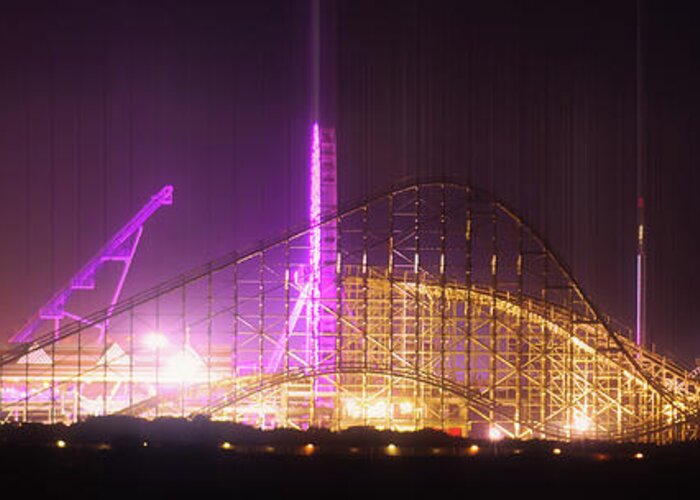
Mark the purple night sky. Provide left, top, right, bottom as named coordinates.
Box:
left=1, top=0, right=700, bottom=363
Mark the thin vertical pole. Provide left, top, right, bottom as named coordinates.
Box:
left=635, top=0, right=647, bottom=349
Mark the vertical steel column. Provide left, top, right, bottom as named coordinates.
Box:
left=541, top=252, right=550, bottom=438
left=283, top=239, right=291, bottom=427
left=102, top=316, right=108, bottom=416
left=207, top=268, right=213, bottom=409
left=488, top=201, right=498, bottom=433
left=51, top=320, right=57, bottom=423
left=180, top=284, right=187, bottom=417
left=413, top=187, right=421, bottom=429
left=128, top=306, right=134, bottom=415
left=388, top=194, right=395, bottom=430
left=515, top=223, right=524, bottom=438
left=361, top=204, right=369, bottom=427
left=334, top=214, right=343, bottom=430
left=77, top=324, right=83, bottom=422
left=258, top=253, right=265, bottom=427
left=24, top=343, right=29, bottom=421
left=565, top=285, right=574, bottom=436
left=464, top=189, right=473, bottom=435
left=154, top=296, right=161, bottom=418
left=232, top=264, right=239, bottom=422
left=439, top=185, right=447, bottom=430
left=0, top=351, right=3, bottom=420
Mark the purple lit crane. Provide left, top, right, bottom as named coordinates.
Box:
left=10, top=185, right=174, bottom=343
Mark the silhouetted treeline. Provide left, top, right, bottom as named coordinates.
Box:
left=1, top=415, right=700, bottom=460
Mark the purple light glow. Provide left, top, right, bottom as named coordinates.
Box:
left=308, top=123, right=322, bottom=365
left=11, top=185, right=174, bottom=343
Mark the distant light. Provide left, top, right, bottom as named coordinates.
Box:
left=552, top=448, right=562, bottom=456
left=142, top=441, right=149, bottom=448
left=349, top=447, right=360, bottom=454
left=97, top=443, right=111, bottom=451
left=431, top=447, right=442, bottom=455
left=144, top=332, right=168, bottom=350
left=488, top=427, right=504, bottom=441
left=594, top=453, right=609, bottom=462
left=265, top=446, right=275, bottom=453
left=634, top=452, right=644, bottom=460
left=303, top=443, right=315, bottom=455
left=467, top=444, right=480, bottom=456
left=56, top=440, right=66, bottom=448
left=386, top=443, right=399, bottom=456
left=220, top=442, right=233, bottom=450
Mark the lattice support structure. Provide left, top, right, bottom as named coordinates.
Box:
left=0, top=183, right=698, bottom=443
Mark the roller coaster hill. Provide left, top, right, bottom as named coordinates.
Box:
left=1, top=180, right=699, bottom=444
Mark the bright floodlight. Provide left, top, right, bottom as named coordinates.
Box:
left=163, top=347, right=206, bottom=383
left=572, top=414, right=592, bottom=433
left=488, top=427, right=504, bottom=441
left=56, top=439, right=66, bottom=448
left=144, top=332, right=168, bottom=350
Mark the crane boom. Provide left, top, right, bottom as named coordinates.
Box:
left=10, top=185, right=173, bottom=343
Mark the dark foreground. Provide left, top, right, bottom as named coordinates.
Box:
left=1, top=418, right=697, bottom=499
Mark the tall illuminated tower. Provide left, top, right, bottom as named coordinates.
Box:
left=308, top=0, right=339, bottom=425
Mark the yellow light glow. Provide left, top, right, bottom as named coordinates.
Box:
left=56, top=440, right=66, bottom=448
left=220, top=442, right=233, bottom=450
left=367, top=401, right=387, bottom=419
left=468, top=444, right=479, bottom=456
left=303, top=443, right=315, bottom=455
left=349, top=447, right=360, bottom=454
left=634, top=452, right=644, bottom=460
left=386, top=443, right=399, bottom=456
left=142, top=441, right=149, bottom=448
left=552, top=448, right=562, bottom=455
